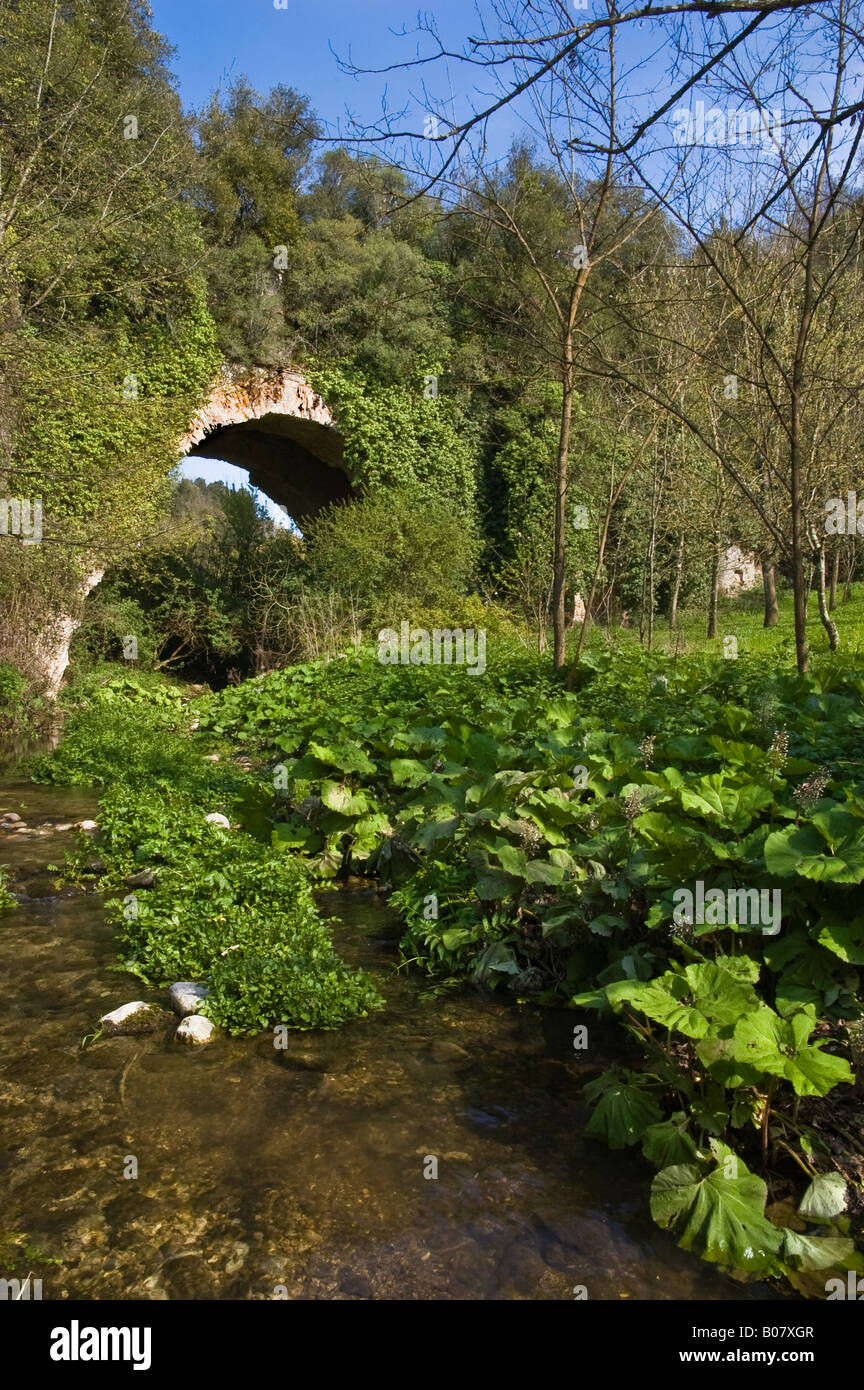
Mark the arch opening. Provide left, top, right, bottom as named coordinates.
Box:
left=179, top=368, right=356, bottom=525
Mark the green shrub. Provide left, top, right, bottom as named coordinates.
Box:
left=304, top=483, right=480, bottom=620
left=37, top=701, right=381, bottom=1033
left=0, top=663, right=26, bottom=709
left=204, top=950, right=382, bottom=1034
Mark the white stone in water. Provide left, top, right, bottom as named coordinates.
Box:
left=205, top=812, right=230, bottom=827
left=76, top=819, right=99, bottom=831
left=169, top=982, right=209, bottom=1016
left=176, top=1015, right=217, bottom=1046
left=100, top=1001, right=162, bottom=1036
left=0, top=812, right=23, bottom=824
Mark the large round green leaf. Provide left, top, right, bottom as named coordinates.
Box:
left=650, top=1157, right=782, bottom=1273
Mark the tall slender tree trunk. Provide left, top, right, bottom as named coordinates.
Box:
left=645, top=529, right=656, bottom=650
left=707, top=543, right=721, bottom=638
left=669, top=532, right=684, bottom=629
left=789, top=290, right=810, bottom=673
left=843, top=536, right=855, bottom=602
left=552, top=334, right=575, bottom=671
left=829, top=544, right=840, bottom=611
left=790, top=513, right=809, bottom=672
left=603, top=567, right=619, bottom=624
left=641, top=445, right=666, bottom=650
left=572, top=498, right=613, bottom=670
left=811, top=537, right=839, bottom=651
left=761, top=551, right=779, bottom=627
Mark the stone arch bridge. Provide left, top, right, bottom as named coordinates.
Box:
left=41, top=369, right=351, bottom=696
left=179, top=367, right=354, bottom=522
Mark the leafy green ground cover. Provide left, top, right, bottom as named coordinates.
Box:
left=32, top=676, right=381, bottom=1032
left=32, top=636, right=864, bottom=1291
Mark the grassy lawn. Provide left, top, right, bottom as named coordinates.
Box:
left=580, top=585, right=864, bottom=663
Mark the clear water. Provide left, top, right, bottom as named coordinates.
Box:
left=0, top=779, right=781, bottom=1300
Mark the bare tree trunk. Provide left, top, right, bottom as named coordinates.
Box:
left=790, top=519, right=810, bottom=674
left=537, top=577, right=552, bottom=655
left=811, top=537, right=839, bottom=651
left=707, top=544, right=721, bottom=638
left=644, top=504, right=658, bottom=652
left=572, top=497, right=613, bottom=668
left=789, top=294, right=810, bottom=673
left=646, top=539, right=656, bottom=649
left=829, top=543, right=840, bottom=611
left=642, top=441, right=668, bottom=650
left=843, top=535, right=855, bottom=603
left=552, top=335, right=575, bottom=671
left=669, top=532, right=684, bottom=629
left=761, top=551, right=779, bottom=627
left=602, top=566, right=619, bottom=624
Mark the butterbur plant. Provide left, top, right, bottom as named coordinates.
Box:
left=793, top=766, right=831, bottom=821
left=640, top=734, right=656, bottom=769
left=579, top=954, right=859, bottom=1286
left=52, top=644, right=864, bottom=1293
left=768, top=727, right=789, bottom=772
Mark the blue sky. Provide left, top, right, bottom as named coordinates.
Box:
left=150, top=0, right=476, bottom=128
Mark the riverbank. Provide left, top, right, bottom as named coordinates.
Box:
left=4, top=642, right=864, bottom=1297
left=0, top=781, right=777, bottom=1300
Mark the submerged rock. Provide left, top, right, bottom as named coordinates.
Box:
left=15, top=872, right=59, bottom=900
left=169, top=982, right=209, bottom=1016
left=176, top=1015, right=217, bottom=1046
left=427, top=1040, right=471, bottom=1066
left=276, top=1050, right=329, bottom=1073
left=100, top=1002, right=167, bottom=1036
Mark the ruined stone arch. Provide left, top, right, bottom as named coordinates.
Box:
left=179, top=365, right=355, bottom=522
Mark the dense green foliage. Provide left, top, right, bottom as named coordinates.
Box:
left=0, top=0, right=221, bottom=688
left=76, top=476, right=489, bottom=680
left=7, top=0, right=864, bottom=1306
left=33, top=678, right=381, bottom=1033
left=190, top=641, right=864, bottom=1290
left=310, top=366, right=479, bottom=514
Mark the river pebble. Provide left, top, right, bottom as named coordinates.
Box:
left=169, top=982, right=209, bottom=1016
left=176, top=1015, right=218, bottom=1045
left=100, top=1002, right=168, bottom=1036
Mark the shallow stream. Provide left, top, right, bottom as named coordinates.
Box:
left=0, top=778, right=780, bottom=1300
